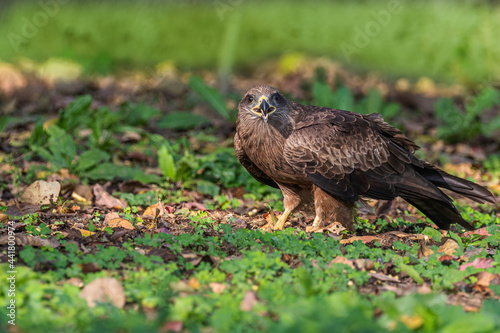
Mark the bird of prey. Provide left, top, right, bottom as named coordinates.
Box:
left=235, top=85, right=495, bottom=232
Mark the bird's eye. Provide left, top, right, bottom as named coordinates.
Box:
left=246, top=95, right=254, bottom=104
left=273, top=94, right=280, bottom=103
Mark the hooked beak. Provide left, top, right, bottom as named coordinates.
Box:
left=251, top=97, right=276, bottom=122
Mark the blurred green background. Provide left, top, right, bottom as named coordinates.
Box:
left=0, top=0, right=499, bottom=86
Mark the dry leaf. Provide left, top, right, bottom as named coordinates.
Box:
left=386, top=231, right=420, bottom=241
left=437, top=239, right=460, bottom=256
left=0, top=234, right=60, bottom=248
left=181, top=253, right=203, bottom=266
left=71, top=192, right=91, bottom=205
left=107, top=218, right=135, bottom=230
left=73, top=185, right=93, bottom=202
left=103, top=212, right=121, bottom=223
left=19, top=180, right=60, bottom=205
left=459, top=258, right=494, bottom=271
left=169, top=281, right=194, bottom=293
left=0, top=62, right=26, bottom=95
left=187, top=277, right=199, bottom=290
left=418, top=243, right=434, bottom=259
left=79, top=263, right=101, bottom=273
left=438, top=255, right=454, bottom=262
left=80, top=277, right=125, bottom=308
left=461, top=227, right=491, bottom=238
left=63, top=277, right=84, bottom=288
left=463, top=305, right=480, bottom=312
left=314, top=222, right=345, bottom=235
left=329, top=256, right=355, bottom=269
left=209, top=282, right=226, bottom=294
left=417, top=284, right=432, bottom=294
left=240, top=291, right=258, bottom=311
left=143, top=200, right=167, bottom=220
left=160, top=321, right=183, bottom=333
left=400, top=314, right=423, bottom=329
left=79, top=229, right=96, bottom=237
left=340, top=235, right=381, bottom=245
left=475, top=272, right=497, bottom=290
left=93, top=184, right=126, bottom=209
left=183, top=202, right=207, bottom=211
left=368, top=272, right=400, bottom=283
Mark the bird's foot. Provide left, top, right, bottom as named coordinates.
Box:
left=259, top=223, right=274, bottom=232
left=272, top=218, right=287, bottom=230
left=272, top=210, right=292, bottom=230
left=305, top=226, right=322, bottom=233
left=305, top=216, right=325, bottom=233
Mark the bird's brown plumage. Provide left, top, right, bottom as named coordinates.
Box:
left=235, top=85, right=496, bottom=231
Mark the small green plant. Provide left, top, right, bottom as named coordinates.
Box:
left=312, top=77, right=400, bottom=122
left=435, top=87, right=500, bottom=143
left=189, top=76, right=232, bottom=120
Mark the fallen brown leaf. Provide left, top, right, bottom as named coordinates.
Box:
left=73, top=184, right=94, bottom=201
left=461, top=227, right=491, bottom=238
left=437, top=239, right=460, bottom=256
left=80, top=277, right=125, bottom=308
left=78, top=262, right=101, bottom=273
left=0, top=234, right=60, bottom=248
left=187, top=277, right=200, bottom=290
left=71, top=192, right=91, bottom=205
left=183, top=202, right=207, bottom=211
left=143, top=200, right=167, bottom=220
left=160, top=321, right=183, bottom=333
left=418, top=242, right=434, bottom=259
left=474, top=272, right=497, bottom=290
left=240, top=291, right=258, bottom=311
left=19, top=180, right=60, bottom=205
left=169, top=281, right=195, bottom=293
left=107, top=218, right=135, bottom=230
left=438, top=255, right=454, bottom=262
left=78, top=229, right=96, bottom=237
left=93, top=184, right=126, bottom=210
left=209, top=282, right=226, bottom=294
left=329, top=256, right=355, bottom=269
left=462, top=305, right=480, bottom=312
left=459, top=258, right=494, bottom=271
left=340, top=235, right=381, bottom=245
left=369, top=272, right=400, bottom=283
left=400, top=314, right=423, bottom=330
left=0, top=62, right=27, bottom=95
left=103, top=212, right=120, bottom=223
left=61, top=277, right=84, bottom=288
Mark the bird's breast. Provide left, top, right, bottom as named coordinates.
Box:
left=237, top=121, right=302, bottom=184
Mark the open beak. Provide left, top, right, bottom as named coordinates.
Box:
left=252, top=97, right=276, bottom=122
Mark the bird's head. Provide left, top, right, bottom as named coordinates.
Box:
left=238, top=85, right=289, bottom=123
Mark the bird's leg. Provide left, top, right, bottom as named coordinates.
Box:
left=311, top=215, right=322, bottom=228
left=309, top=186, right=356, bottom=232
left=271, top=185, right=302, bottom=230
left=273, top=207, right=293, bottom=230
left=305, top=215, right=323, bottom=233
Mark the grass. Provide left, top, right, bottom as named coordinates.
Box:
left=2, top=220, right=500, bottom=332
left=1, top=75, right=499, bottom=331
left=1, top=1, right=500, bottom=85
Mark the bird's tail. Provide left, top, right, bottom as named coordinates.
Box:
left=399, top=164, right=496, bottom=231
left=418, top=164, right=496, bottom=204
left=404, top=197, right=475, bottom=231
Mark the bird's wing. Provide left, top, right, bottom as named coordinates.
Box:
left=284, top=110, right=432, bottom=202
left=234, top=133, right=279, bottom=188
